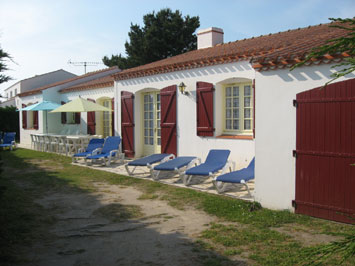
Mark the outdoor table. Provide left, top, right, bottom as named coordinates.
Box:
left=32, top=134, right=98, bottom=156
left=65, top=135, right=92, bottom=156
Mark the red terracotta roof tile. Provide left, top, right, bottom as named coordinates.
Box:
left=113, top=22, right=349, bottom=80
left=59, top=75, right=114, bottom=93
left=18, top=66, right=118, bottom=97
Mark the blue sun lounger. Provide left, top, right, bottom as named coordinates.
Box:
left=125, top=153, right=175, bottom=176
left=182, top=149, right=234, bottom=186
left=85, top=136, right=124, bottom=166
left=72, top=138, right=105, bottom=163
left=213, top=158, right=255, bottom=195
left=0, top=132, right=16, bottom=151
left=151, top=156, right=200, bottom=180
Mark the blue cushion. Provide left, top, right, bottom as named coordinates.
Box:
left=73, top=151, right=92, bottom=157
left=86, top=138, right=105, bottom=152
left=102, top=136, right=120, bottom=154
left=185, top=149, right=231, bottom=176
left=3, top=132, right=16, bottom=145
left=87, top=152, right=115, bottom=160
left=185, top=162, right=226, bottom=175
left=216, top=168, right=254, bottom=183
left=216, top=158, right=255, bottom=183
left=73, top=138, right=104, bottom=157
left=154, top=156, right=196, bottom=171
left=0, top=144, right=12, bottom=148
left=128, top=154, right=171, bottom=166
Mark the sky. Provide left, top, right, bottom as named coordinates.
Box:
left=0, top=0, right=354, bottom=95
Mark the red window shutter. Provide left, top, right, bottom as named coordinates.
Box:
left=75, top=112, right=80, bottom=124
left=22, top=104, right=27, bottom=129
left=121, top=91, right=135, bottom=157
left=87, top=98, right=96, bottom=135
left=161, top=85, right=177, bottom=156
left=253, top=79, right=255, bottom=139
left=61, top=101, right=66, bottom=124
left=33, top=111, right=39, bottom=130
left=111, top=98, right=115, bottom=136
left=196, top=82, right=215, bottom=136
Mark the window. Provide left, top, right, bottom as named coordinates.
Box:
left=10, top=91, right=12, bottom=98
left=66, top=112, right=76, bottom=124
left=224, top=82, right=253, bottom=134
left=14, top=89, right=17, bottom=96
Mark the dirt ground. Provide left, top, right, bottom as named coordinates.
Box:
left=23, top=182, right=246, bottom=266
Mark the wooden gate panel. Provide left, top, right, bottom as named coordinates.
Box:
left=196, top=82, right=214, bottom=136
left=160, top=85, right=177, bottom=156
left=121, top=91, right=135, bottom=158
left=295, top=78, right=355, bottom=224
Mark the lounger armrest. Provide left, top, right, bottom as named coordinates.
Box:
left=91, top=148, right=102, bottom=156
left=109, top=149, right=118, bottom=157
left=161, top=154, right=175, bottom=163
left=78, top=147, right=85, bottom=153
left=11, top=141, right=16, bottom=149
left=186, top=157, right=201, bottom=171
left=221, top=160, right=235, bottom=174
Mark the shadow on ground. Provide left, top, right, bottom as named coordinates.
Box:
left=0, top=149, right=246, bottom=266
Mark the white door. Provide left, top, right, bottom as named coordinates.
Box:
left=142, top=92, right=161, bottom=155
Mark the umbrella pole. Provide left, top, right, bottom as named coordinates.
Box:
left=46, top=111, right=48, bottom=134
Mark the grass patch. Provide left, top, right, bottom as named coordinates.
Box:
left=1, top=149, right=354, bottom=265
left=138, top=193, right=159, bottom=200
left=201, top=223, right=355, bottom=265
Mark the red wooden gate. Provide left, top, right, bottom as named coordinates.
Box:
left=121, top=91, right=135, bottom=157
left=160, top=85, right=177, bottom=156
left=294, top=78, right=355, bottom=223
left=87, top=98, right=96, bottom=135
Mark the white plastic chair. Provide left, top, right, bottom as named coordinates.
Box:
left=50, top=136, right=59, bottom=153
left=36, top=135, right=45, bottom=152
left=43, top=135, right=51, bottom=152
left=57, top=136, right=67, bottom=154
left=30, top=134, right=38, bottom=150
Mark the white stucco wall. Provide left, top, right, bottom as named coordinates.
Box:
left=254, top=63, right=355, bottom=210
left=115, top=61, right=256, bottom=167
left=4, top=82, right=21, bottom=100
left=19, top=94, right=44, bottom=145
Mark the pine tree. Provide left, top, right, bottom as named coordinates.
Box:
left=103, top=8, right=200, bottom=69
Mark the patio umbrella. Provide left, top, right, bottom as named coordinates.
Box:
left=50, top=97, right=111, bottom=113
left=19, top=101, right=61, bottom=133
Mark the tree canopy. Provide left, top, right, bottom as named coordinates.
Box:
left=103, top=8, right=200, bottom=69
left=291, top=17, right=355, bottom=85
left=0, top=45, right=12, bottom=84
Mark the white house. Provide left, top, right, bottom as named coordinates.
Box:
left=18, top=67, right=119, bottom=145
left=112, top=22, right=354, bottom=218
left=0, top=69, right=76, bottom=107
